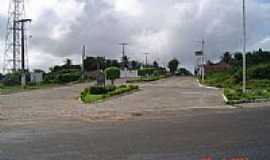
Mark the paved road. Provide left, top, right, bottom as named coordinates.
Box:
left=1, top=77, right=270, bottom=159
left=0, top=77, right=227, bottom=124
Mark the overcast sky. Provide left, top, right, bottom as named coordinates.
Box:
left=0, top=0, right=270, bottom=72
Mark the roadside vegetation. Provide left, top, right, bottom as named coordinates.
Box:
left=81, top=67, right=139, bottom=103
left=127, top=67, right=169, bottom=83
left=202, top=49, right=270, bottom=103
left=80, top=84, right=139, bottom=103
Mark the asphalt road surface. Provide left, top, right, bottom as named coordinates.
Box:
left=1, top=77, right=270, bottom=160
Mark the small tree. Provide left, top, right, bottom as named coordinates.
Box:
left=0, top=73, right=3, bottom=81
left=168, top=58, right=179, bottom=74
left=105, top=67, right=120, bottom=85
left=153, top=61, right=159, bottom=68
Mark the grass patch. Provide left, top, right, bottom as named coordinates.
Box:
left=202, top=71, right=270, bottom=104
left=81, top=85, right=139, bottom=103
left=0, top=82, right=68, bottom=94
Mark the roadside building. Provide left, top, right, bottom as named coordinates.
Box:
left=204, top=62, right=232, bottom=74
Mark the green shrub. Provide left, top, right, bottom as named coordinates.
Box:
left=2, top=72, right=21, bottom=86
left=44, top=69, right=81, bottom=84
left=89, top=86, right=108, bottom=95
left=89, top=85, right=117, bottom=95
left=138, top=68, right=156, bottom=77
left=81, top=85, right=139, bottom=103
left=248, top=64, right=270, bottom=80
left=105, top=67, right=120, bottom=85
left=176, top=68, right=193, bottom=76
left=56, top=72, right=80, bottom=83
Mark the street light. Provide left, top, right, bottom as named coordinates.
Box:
left=242, top=0, right=247, bottom=93
left=144, top=52, right=150, bottom=66
left=194, top=39, right=205, bottom=81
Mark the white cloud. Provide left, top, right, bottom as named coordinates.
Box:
left=1, top=0, right=270, bottom=72
left=108, top=0, right=144, bottom=17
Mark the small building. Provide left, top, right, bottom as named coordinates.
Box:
left=204, top=62, right=232, bottom=74
left=30, top=72, right=44, bottom=84
left=120, top=69, right=139, bottom=78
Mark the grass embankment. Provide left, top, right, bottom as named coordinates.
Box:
left=0, top=79, right=93, bottom=94
left=0, top=83, right=61, bottom=94
left=203, top=70, right=270, bottom=104
left=80, top=85, right=139, bottom=103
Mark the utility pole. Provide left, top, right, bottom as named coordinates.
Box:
left=242, top=0, right=247, bottom=93
left=119, top=43, right=128, bottom=69
left=81, top=45, right=86, bottom=80
left=119, top=43, right=128, bottom=58
left=144, top=52, right=150, bottom=66
left=16, top=18, right=31, bottom=87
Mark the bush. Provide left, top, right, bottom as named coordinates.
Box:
left=2, top=72, right=21, bottom=86
left=56, top=72, right=80, bottom=84
left=89, top=85, right=117, bottom=95
left=81, top=85, right=139, bottom=103
left=89, top=86, right=108, bottom=95
left=138, top=68, right=156, bottom=77
left=105, top=67, right=120, bottom=85
left=176, top=68, right=193, bottom=76
left=248, top=64, right=270, bottom=80
left=44, top=69, right=81, bottom=84
left=0, top=73, right=4, bottom=81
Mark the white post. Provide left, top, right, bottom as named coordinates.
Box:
left=81, top=45, right=86, bottom=79
left=201, top=40, right=205, bottom=82
left=242, top=0, right=247, bottom=93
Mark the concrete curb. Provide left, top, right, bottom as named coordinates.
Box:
left=223, top=94, right=229, bottom=103
left=196, top=79, right=220, bottom=90
left=226, top=98, right=270, bottom=105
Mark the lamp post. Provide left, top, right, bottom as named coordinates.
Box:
left=144, top=52, right=150, bottom=66
left=242, top=0, right=247, bottom=93
left=16, top=18, right=32, bottom=87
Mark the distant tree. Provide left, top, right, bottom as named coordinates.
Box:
left=105, top=67, right=120, bottom=85
left=2, top=72, right=21, bottom=86
left=122, top=56, right=129, bottom=69
left=34, top=69, right=45, bottom=73
left=130, top=60, right=141, bottom=70
left=168, top=58, right=179, bottom=74
left=207, top=60, right=214, bottom=65
left=0, top=73, right=3, bottom=81
left=84, top=56, right=106, bottom=71
left=153, top=61, right=159, bottom=68
left=221, top=52, right=233, bottom=64
left=65, top=58, right=72, bottom=66
left=176, top=68, right=193, bottom=76
left=258, top=48, right=263, bottom=54
left=111, top=60, right=121, bottom=68
left=233, top=52, right=243, bottom=67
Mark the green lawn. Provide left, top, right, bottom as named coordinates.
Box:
left=0, top=83, right=65, bottom=94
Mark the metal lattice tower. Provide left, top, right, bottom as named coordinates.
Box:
left=3, top=0, right=27, bottom=73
